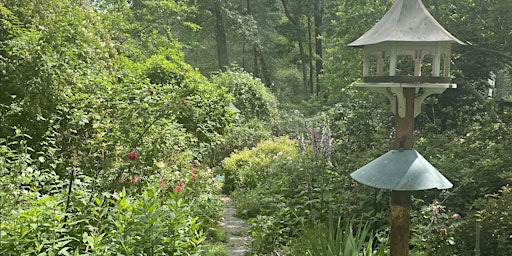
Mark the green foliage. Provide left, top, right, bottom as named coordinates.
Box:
left=0, top=2, right=229, bottom=255
left=415, top=116, right=512, bottom=212
left=220, top=137, right=297, bottom=194
left=201, top=243, right=229, bottom=256
left=223, top=133, right=387, bottom=254
left=1, top=195, right=78, bottom=255
left=211, top=67, right=278, bottom=122
left=0, top=0, right=113, bottom=154
left=92, top=187, right=204, bottom=255
left=92, top=0, right=195, bottom=60
left=206, top=227, right=228, bottom=243
left=410, top=200, right=465, bottom=255
left=455, top=186, right=512, bottom=256
left=2, top=1, right=512, bottom=256
left=326, top=88, right=393, bottom=154
left=0, top=137, right=223, bottom=255
left=210, top=118, right=272, bottom=167
left=291, top=219, right=386, bottom=256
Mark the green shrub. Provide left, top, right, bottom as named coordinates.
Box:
left=223, top=126, right=392, bottom=254
left=97, top=186, right=205, bottom=255
left=289, top=219, right=387, bottom=256
left=207, top=227, right=228, bottom=243
left=0, top=134, right=223, bottom=255
left=410, top=200, right=465, bottom=255
left=220, top=137, right=298, bottom=194
left=209, top=118, right=272, bottom=166
left=211, top=67, right=278, bottom=122
left=454, top=185, right=512, bottom=256
left=201, top=243, right=229, bottom=256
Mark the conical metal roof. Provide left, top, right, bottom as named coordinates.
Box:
left=348, top=0, right=464, bottom=46
left=350, top=150, right=453, bottom=191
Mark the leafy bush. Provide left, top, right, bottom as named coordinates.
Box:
left=451, top=185, right=512, bottom=256
left=290, top=219, right=387, bottom=256
left=211, top=67, right=278, bottom=122
left=209, top=119, right=272, bottom=166
left=220, top=137, right=298, bottom=194
left=90, top=186, right=204, bottom=255
left=0, top=146, right=223, bottom=255
left=410, top=200, right=465, bottom=255
left=223, top=125, right=391, bottom=254
left=201, top=243, right=229, bottom=256
left=415, top=117, right=512, bottom=213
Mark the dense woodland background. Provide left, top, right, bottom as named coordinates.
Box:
left=1, top=0, right=511, bottom=255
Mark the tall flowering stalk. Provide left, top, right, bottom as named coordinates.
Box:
left=308, top=128, right=319, bottom=154
left=320, top=123, right=332, bottom=166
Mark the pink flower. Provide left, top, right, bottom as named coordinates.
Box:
left=190, top=165, right=197, bottom=174
left=159, top=178, right=165, bottom=187
left=131, top=176, right=139, bottom=184
left=432, top=204, right=440, bottom=216
left=194, top=160, right=200, bottom=165
left=192, top=173, right=197, bottom=180
left=451, top=213, right=461, bottom=220
left=175, top=180, right=185, bottom=192
left=127, top=151, right=139, bottom=160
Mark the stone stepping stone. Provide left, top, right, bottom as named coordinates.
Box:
left=220, top=196, right=251, bottom=256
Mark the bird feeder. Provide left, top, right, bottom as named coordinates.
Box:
left=347, top=1, right=465, bottom=254
left=348, top=0, right=464, bottom=118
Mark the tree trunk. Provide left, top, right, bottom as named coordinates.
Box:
left=298, top=40, right=309, bottom=96
left=314, top=0, right=323, bottom=97
left=213, top=1, right=228, bottom=71
left=254, top=45, right=272, bottom=87
left=308, top=14, right=314, bottom=96
left=253, top=44, right=260, bottom=77
left=495, top=67, right=505, bottom=99
left=242, top=0, right=251, bottom=70
left=282, top=0, right=309, bottom=98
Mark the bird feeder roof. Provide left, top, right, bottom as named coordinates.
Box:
left=350, top=150, right=453, bottom=191
left=348, top=0, right=464, bottom=46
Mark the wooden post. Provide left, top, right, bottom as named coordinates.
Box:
left=390, top=87, right=415, bottom=256
left=475, top=219, right=481, bottom=256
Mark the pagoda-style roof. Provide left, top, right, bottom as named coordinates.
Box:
left=349, top=0, right=464, bottom=46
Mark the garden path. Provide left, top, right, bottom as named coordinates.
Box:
left=220, top=196, right=251, bottom=256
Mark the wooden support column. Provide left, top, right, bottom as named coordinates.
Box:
left=390, top=87, right=415, bottom=256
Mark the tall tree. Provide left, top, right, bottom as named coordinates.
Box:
left=212, top=0, right=229, bottom=71
left=91, top=0, right=194, bottom=60
left=307, top=13, right=314, bottom=96
left=282, top=0, right=309, bottom=97
left=314, top=0, right=323, bottom=97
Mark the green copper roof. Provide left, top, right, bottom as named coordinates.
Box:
left=350, top=150, right=452, bottom=191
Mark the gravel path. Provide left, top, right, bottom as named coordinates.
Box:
left=220, top=196, right=251, bottom=256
